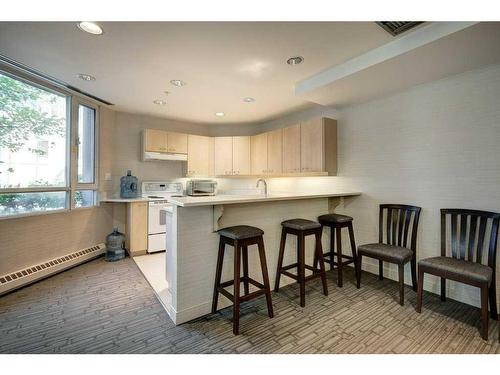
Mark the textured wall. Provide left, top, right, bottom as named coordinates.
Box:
left=334, top=64, right=500, bottom=308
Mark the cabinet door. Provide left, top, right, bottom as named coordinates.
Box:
left=232, top=136, right=251, bottom=175
left=251, top=133, right=268, bottom=175
left=144, top=129, right=167, bottom=152
left=300, top=118, right=324, bottom=172
left=267, top=128, right=283, bottom=175
left=167, top=132, right=188, bottom=154
left=127, top=202, right=148, bottom=256
left=187, top=135, right=210, bottom=176
left=214, top=137, right=233, bottom=176
left=283, top=124, right=301, bottom=173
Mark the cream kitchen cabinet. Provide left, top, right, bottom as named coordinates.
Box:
left=214, top=136, right=250, bottom=176
left=251, top=129, right=283, bottom=175
left=187, top=135, right=212, bottom=176
left=300, top=117, right=337, bottom=175
left=232, top=136, right=251, bottom=175
left=214, top=137, right=233, bottom=176
left=144, top=129, right=168, bottom=152
left=166, top=132, right=188, bottom=154
left=267, top=128, right=283, bottom=174
left=250, top=133, right=268, bottom=175
left=282, top=124, right=301, bottom=173
left=126, top=201, right=148, bottom=256
left=143, top=129, right=188, bottom=154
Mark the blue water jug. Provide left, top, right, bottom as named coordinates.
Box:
left=120, top=170, right=138, bottom=199
left=105, top=228, right=126, bottom=262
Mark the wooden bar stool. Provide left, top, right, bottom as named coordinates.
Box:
left=316, top=213, right=358, bottom=287
left=212, top=225, right=273, bottom=335
left=274, top=219, right=328, bottom=307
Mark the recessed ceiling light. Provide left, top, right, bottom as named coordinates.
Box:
left=170, top=79, right=186, bottom=87
left=153, top=100, right=167, bottom=105
left=286, top=56, right=304, bottom=65
left=215, top=112, right=225, bottom=117
left=78, top=73, right=96, bottom=82
left=77, top=22, right=103, bottom=35
left=243, top=97, right=255, bottom=103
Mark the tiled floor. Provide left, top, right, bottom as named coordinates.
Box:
left=0, top=256, right=498, bottom=353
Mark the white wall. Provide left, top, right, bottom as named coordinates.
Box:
left=333, top=64, right=500, bottom=308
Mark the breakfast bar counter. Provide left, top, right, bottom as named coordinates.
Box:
left=162, top=190, right=361, bottom=324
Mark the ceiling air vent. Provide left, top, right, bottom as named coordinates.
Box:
left=376, top=21, right=424, bottom=36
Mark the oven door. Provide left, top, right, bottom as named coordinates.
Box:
left=148, top=201, right=169, bottom=234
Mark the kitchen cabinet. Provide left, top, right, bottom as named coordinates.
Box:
left=232, top=136, right=251, bottom=175
left=187, top=135, right=210, bottom=176
left=166, top=132, right=188, bottom=154
left=267, top=128, right=283, bottom=174
left=300, top=117, right=337, bottom=175
left=142, top=117, right=336, bottom=177
left=250, top=133, right=268, bottom=175
left=126, top=202, right=148, bottom=256
left=251, top=129, right=283, bottom=175
left=214, top=136, right=250, bottom=176
left=144, top=129, right=168, bottom=152
left=283, top=124, right=301, bottom=173
left=143, top=129, right=187, bottom=154
left=214, top=137, right=233, bottom=176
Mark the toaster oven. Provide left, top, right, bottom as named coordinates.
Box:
left=186, top=179, right=217, bottom=196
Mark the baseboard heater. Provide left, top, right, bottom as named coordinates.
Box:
left=0, top=243, right=106, bottom=296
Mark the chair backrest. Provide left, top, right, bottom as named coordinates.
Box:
left=441, top=209, right=500, bottom=269
left=379, top=204, right=422, bottom=251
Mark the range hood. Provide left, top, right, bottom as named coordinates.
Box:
left=143, top=151, right=188, bottom=161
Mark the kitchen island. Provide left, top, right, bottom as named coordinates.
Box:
left=159, top=190, right=361, bottom=324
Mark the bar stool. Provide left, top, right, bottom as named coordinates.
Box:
left=316, top=213, right=358, bottom=287
left=212, top=225, right=273, bottom=335
left=274, top=219, right=328, bottom=307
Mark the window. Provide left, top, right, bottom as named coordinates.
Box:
left=0, top=68, right=98, bottom=218
left=78, top=105, right=96, bottom=184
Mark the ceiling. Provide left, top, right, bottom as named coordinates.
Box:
left=0, top=22, right=393, bottom=125
left=296, top=22, right=500, bottom=107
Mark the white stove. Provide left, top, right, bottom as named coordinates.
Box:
left=142, top=181, right=184, bottom=253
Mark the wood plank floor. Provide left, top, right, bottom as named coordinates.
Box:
left=0, top=256, right=498, bottom=354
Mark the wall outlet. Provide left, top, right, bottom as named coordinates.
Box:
left=105, top=172, right=112, bottom=181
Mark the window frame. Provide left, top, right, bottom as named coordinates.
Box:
left=0, top=63, right=100, bottom=219
left=71, top=98, right=99, bottom=210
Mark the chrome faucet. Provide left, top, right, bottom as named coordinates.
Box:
left=256, top=178, right=267, bottom=196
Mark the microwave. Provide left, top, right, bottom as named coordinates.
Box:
left=186, top=180, right=217, bottom=196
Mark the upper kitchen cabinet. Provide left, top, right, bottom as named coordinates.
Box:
left=144, top=129, right=168, bottom=152
left=251, top=132, right=268, bottom=175
left=166, top=132, right=188, bottom=154
left=300, top=117, right=337, bottom=175
left=251, top=129, right=283, bottom=175
left=267, top=128, right=283, bottom=174
left=232, top=136, right=251, bottom=175
left=282, top=124, right=301, bottom=173
left=214, top=136, right=250, bottom=176
left=187, top=135, right=213, bottom=176
left=214, top=137, right=233, bottom=176
left=143, top=129, right=188, bottom=154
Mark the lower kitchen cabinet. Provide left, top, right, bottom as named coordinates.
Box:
left=126, top=202, right=148, bottom=256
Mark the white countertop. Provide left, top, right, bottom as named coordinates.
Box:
left=101, top=197, right=152, bottom=203
left=167, top=191, right=361, bottom=207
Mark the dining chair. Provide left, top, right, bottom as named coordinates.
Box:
left=356, top=204, right=421, bottom=305
left=416, top=209, right=499, bottom=340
